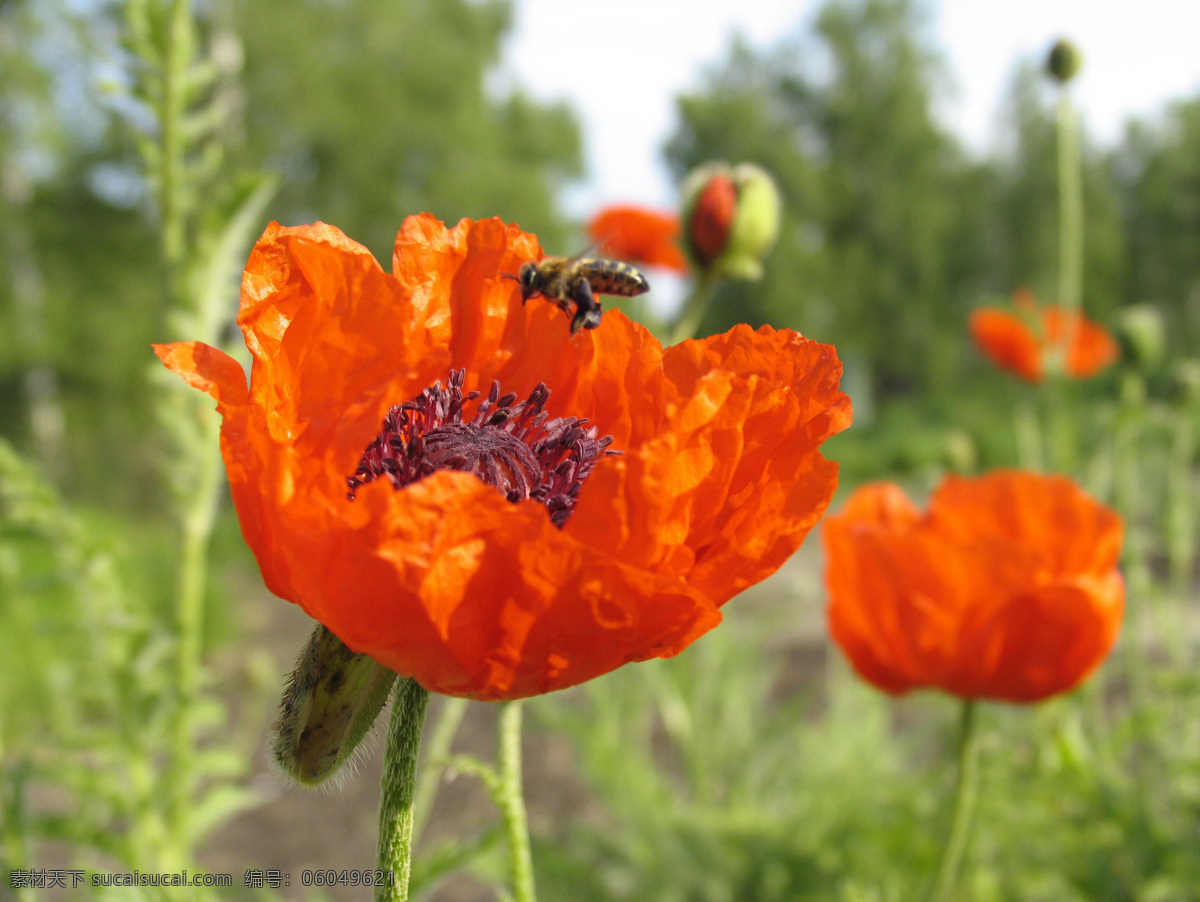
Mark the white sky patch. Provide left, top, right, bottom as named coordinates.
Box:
left=503, top=1, right=1200, bottom=215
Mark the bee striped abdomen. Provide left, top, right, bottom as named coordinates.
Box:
left=578, top=259, right=649, bottom=297
left=509, top=254, right=651, bottom=335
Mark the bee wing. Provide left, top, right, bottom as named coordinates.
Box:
left=566, top=243, right=602, bottom=263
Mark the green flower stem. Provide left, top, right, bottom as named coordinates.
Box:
left=929, top=699, right=981, bottom=902
left=376, top=677, right=432, bottom=902
left=496, top=700, right=536, bottom=902
left=1044, top=374, right=1076, bottom=474
left=1014, top=400, right=1044, bottom=472
left=1166, top=402, right=1196, bottom=600
left=411, top=696, right=469, bottom=841
left=1056, top=89, right=1083, bottom=320
left=669, top=271, right=718, bottom=344
left=1114, top=372, right=1151, bottom=600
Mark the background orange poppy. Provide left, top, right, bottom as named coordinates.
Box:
left=823, top=470, right=1124, bottom=702
left=970, top=293, right=1118, bottom=382
left=586, top=205, right=688, bottom=273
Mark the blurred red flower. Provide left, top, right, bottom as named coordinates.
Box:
left=586, top=205, right=688, bottom=273
left=823, top=470, right=1124, bottom=703
left=156, top=215, right=851, bottom=700
left=969, top=289, right=1118, bottom=382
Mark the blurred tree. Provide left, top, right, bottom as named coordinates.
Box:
left=234, top=0, right=583, bottom=259
left=667, top=0, right=986, bottom=395
left=0, top=0, right=165, bottom=504
left=1115, top=96, right=1200, bottom=350
left=0, top=0, right=582, bottom=506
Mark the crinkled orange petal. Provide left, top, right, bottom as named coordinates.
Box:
left=158, top=215, right=851, bottom=700
left=824, top=470, right=1124, bottom=703
left=587, top=205, right=688, bottom=273
left=571, top=324, right=851, bottom=606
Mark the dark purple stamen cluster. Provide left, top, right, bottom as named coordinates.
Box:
left=347, top=370, right=619, bottom=527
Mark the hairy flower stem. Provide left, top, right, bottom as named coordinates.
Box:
left=929, top=699, right=981, bottom=902
left=165, top=425, right=222, bottom=851
left=670, top=271, right=718, bottom=344
left=376, top=678, right=431, bottom=902
left=497, top=701, right=536, bottom=902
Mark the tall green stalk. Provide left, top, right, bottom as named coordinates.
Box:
left=158, top=0, right=192, bottom=279
left=135, top=0, right=243, bottom=867
left=669, top=271, right=718, bottom=345
left=1014, top=400, right=1044, bottom=472
left=1166, top=408, right=1196, bottom=600
left=1056, top=91, right=1083, bottom=321
left=146, top=0, right=217, bottom=863
left=928, top=699, right=981, bottom=902
left=411, top=696, right=469, bottom=841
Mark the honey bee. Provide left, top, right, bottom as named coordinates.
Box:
left=505, top=253, right=650, bottom=335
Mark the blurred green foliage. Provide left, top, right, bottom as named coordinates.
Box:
left=665, top=0, right=1183, bottom=404
left=531, top=581, right=1200, bottom=902
left=233, top=0, right=582, bottom=259
left=0, top=0, right=582, bottom=508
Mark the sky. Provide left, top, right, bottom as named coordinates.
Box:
left=500, top=0, right=1200, bottom=217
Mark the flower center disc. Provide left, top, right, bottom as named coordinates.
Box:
left=347, top=370, right=618, bottom=528
left=422, top=422, right=541, bottom=502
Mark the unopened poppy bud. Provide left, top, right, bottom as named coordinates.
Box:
left=681, top=162, right=781, bottom=280
left=686, top=171, right=737, bottom=265
left=1047, top=38, right=1083, bottom=84
left=1114, top=303, right=1165, bottom=372
left=271, top=624, right=397, bottom=787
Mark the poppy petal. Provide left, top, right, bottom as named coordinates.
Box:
left=159, top=215, right=850, bottom=700
left=586, top=205, right=688, bottom=273
left=824, top=470, right=1124, bottom=703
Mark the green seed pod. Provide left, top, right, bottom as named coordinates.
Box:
left=1047, top=38, right=1083, bottom=84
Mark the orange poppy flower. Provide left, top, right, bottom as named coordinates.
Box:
left=823, top=470, right=1124, bottom=703
left=586, top=205, right=688, bottom=273
left=969, top=289, right=1118, bottom=382
left=156, top=215, right=851, bottom=701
